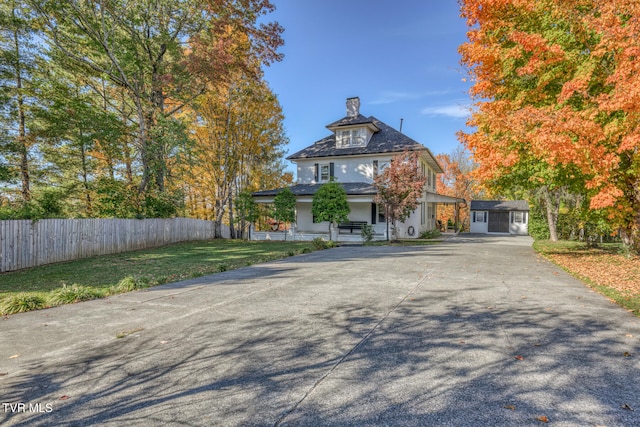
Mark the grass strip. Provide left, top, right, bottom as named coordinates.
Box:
left=533, top=239, right=640, bottom=317
left=0, top=239, right=316, bottom=315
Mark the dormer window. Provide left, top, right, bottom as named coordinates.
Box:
left=337, top=128, right=366, bottom=148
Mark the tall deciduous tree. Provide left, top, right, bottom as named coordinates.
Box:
left=0, top=0, right=285, bottom=221
left=179, top=74, right=288, bottom=237
left=458, top=0, right=640, bottom=252
left=29, top=0, right=283, bottom=198
left=436, top=147, right=481, bottom=229
left=374, top=150, right=427, bottom=240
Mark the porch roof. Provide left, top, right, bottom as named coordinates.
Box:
left=424, top=192, right=467, bottom=205
left=252, top=182, right=377, bottom=199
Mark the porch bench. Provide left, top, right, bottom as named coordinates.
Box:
left=337, top=221, right=368, bottom=233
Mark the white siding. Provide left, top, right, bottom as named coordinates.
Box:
left=509, top=211, right=529, bottom=235
left=470, top=210, right=489, bottom=233
left=296, top=155, right=393, bottom=184
left=290, top=153, right=438, bottom=239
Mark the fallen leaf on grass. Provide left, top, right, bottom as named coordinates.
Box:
left=503, top=405, right=516, bottom=410
left=621, top=403, right=634, bottom=411
left=537, top=415, right=549, bottom=423
left=514, top=355, right=525, bottom=361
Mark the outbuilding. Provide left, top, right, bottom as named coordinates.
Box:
left=469, top=200, right=530, bottom=235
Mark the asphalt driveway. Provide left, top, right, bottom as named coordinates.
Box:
left=1, top=234, right=639, bottom=426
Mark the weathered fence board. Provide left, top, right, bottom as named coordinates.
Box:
left=0, top=218, right=228, bottom=273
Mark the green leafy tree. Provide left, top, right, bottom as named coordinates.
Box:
left=312, top=180, right=350, bottom=240
left=234, top=190, right=258, bottom=239
left=0, top=0, right=41, bottom=202
left=94, top=177, right=139, bottom=218
left=30, top=0, right=283, bottom=198
left=273, top=187, right=296, bottom=239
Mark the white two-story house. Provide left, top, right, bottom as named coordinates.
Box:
left=251, top=97, right=465, bottom=241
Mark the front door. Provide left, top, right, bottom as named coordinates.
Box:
left=488, top=211, right=509, bottom=233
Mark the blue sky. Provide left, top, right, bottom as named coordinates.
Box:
left=261, top=1, right=472, bottom=171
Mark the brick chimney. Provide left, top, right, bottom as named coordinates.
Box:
left=346, top=97, right=360, bottom=118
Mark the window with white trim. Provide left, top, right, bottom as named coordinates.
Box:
left=473, top=211, right=487, bottom=223
left=512, top=211, right=526, bottom=223
left=337, top=128, right=366, bottom=147
left=320, top=164, right=330, bottom=181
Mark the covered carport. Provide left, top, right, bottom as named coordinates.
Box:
left=425, top=193, right=467, bottom=233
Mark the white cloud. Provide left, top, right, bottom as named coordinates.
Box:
left=369, top=91, right=421, bottom=105
left=420, top=103, right=470, bottom=119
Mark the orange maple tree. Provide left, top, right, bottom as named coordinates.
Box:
left=435, top=150, right=481, bottom=230
left=458, top=0, right=640, bottom=253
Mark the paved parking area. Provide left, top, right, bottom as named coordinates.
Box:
left=1, top=234, right=639, bottom=426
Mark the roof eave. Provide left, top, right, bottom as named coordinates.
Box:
left=326, top=122, right=380, bottom=133
left=418, top=147, right=444, bottom=174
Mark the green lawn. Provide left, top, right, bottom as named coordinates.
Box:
left=0, top=239, right=317, bottom=314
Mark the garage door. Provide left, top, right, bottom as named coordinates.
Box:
left=488, top=211, right=509, bottom=233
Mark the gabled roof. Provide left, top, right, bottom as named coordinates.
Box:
left=470, top=200, right=530, bottom=211
left=286, top=117, right=426, bottom=161
left=252, top=182, right=377, bottom=198
left=325, top=114, right=379, bottom=130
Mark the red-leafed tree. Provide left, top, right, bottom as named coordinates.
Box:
left=458, top=0, right=640, bottom=252
left=374, top=150, right=427, bottom=240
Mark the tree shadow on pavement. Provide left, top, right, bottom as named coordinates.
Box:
left=3, top=291, right=639, bottom=427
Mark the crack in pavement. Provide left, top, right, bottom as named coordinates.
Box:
left=273, top=265, right=440, bottom=427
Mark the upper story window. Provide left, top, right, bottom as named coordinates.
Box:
left=315, top=162, right=334, bottom=182
left=336, top=128, right=366, bottom=148
left=320, top=164, right=330, bottom=181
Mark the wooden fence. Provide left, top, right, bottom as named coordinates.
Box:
left=0, top=218, right=229, bottom=273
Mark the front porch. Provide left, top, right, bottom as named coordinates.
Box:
left=250, top=223, right=389, bottom=243
left=250, top=185, right=466, bottom=242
